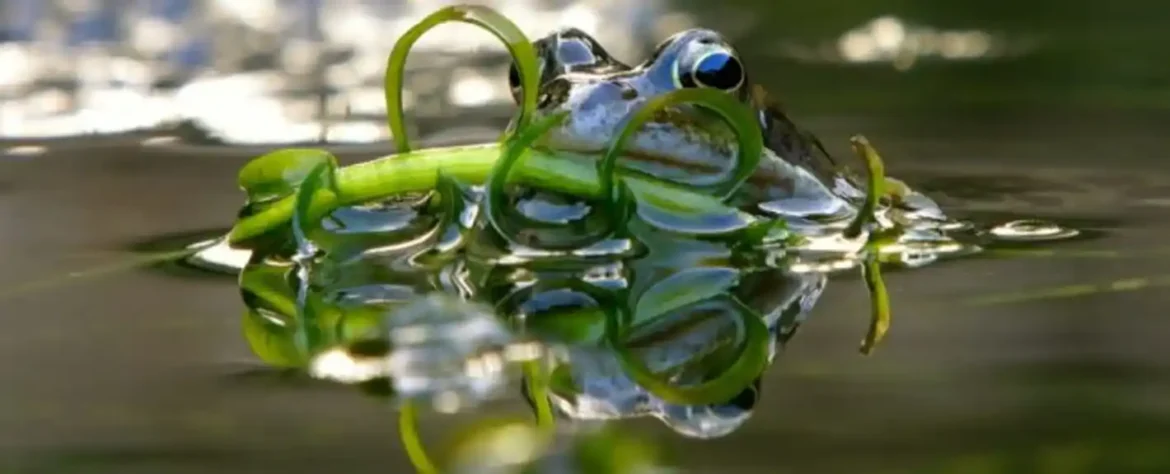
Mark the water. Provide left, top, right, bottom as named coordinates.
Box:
left=3, top=1, right=1170, bottom=473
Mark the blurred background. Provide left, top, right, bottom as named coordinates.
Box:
left=4, top=0, right=1165, bottom=145
left=1, top=0, right=1168, bottom=473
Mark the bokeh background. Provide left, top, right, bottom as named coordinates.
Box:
left=1, top=1, right=1168, bottom=473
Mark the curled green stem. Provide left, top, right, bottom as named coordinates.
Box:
left=384, top=5, right=540, bottom=153
left=290, top=161, right=339, bottom=249
left=485, top=112, right=632, bottom=249
left=843, top=135, right=886, bottom=239
left=604, top=88, right=763, bottom=200
left=399, top=402, right=438, bottom=474
left=609, top=295, right=770, bottom=406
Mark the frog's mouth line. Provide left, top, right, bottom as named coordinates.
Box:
left=548, top=143, right=796, bottom=196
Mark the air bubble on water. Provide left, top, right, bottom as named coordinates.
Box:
left=988, top=219, right=1079, bottom=242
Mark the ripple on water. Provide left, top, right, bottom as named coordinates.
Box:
left=987, top=219, right=1080, bottom=242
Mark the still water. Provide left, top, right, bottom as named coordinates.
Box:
left=2, top=1, right=1169, bottom=473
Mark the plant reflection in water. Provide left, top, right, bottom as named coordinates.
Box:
left=226, top=4, right=973, bottom=473
left=230, top=107, right=932, bottom=473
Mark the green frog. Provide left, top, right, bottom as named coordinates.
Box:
left=506, top=27, right=943, bottom=224
left=232, top=17, right=960, bottom=441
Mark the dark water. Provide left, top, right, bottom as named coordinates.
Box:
left=2, top=1, right=1170, bottom=473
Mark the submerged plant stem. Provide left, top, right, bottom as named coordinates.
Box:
left=0, top=243, right=212, bottom=302
left=859, top=256, right=890, bottom=355
left=399, top=402, right=438, bottom=474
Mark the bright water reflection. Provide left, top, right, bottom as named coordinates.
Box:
left=0, top=0, right=682, bottom=143
left=4, top=1, right=1169, bottom=473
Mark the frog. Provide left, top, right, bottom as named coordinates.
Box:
left=488, top=27, right=952, bottom=436
left=229, top=22, right=954, bottom=442
left=506, top=27, right=946, bottom=225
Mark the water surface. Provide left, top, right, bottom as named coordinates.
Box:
left=2, top=1, right=1169, bottom=473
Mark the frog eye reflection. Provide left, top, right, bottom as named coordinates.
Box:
left=674, top=50, right=744, bottom=92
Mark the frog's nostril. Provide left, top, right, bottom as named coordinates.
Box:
left=618, top=82, right=639, bottom=100
left=538, top=77, right=573, bottom=108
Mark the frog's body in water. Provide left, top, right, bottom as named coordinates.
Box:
left=482, top=29, right=952, bottom=434
left=508, top=27, right=944, bottom=223
left=232, top=23, right=963, bottom=442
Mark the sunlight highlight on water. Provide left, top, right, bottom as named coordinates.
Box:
left=770, top=14, right=1037, bottom=70
left=0, top=0, right=682, bottom=144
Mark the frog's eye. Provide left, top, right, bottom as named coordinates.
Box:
left=508, top=63, right=520, bottom=91
left=508, top=62, right=523, bottom=92
left=673, top=49, right=744, bottom=92
left=508, top=56, right=546, bottom=99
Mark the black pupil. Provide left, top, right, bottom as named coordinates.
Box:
left=694, top=53, right=742, bottom=90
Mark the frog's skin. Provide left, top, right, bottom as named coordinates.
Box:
left=508, top=28, right=943, bottom=222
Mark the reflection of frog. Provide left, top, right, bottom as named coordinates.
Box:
left=526, top=265, right=826, bottom=439
left=507, top=27, right=943, bottom=222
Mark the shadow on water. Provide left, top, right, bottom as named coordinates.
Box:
left=3, top=1, right=1170, bottom=474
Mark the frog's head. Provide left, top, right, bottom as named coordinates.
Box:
left=507, top=28, right=768, bottom=191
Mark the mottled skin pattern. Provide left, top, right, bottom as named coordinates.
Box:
left=508, top=27, right=861, bottom=213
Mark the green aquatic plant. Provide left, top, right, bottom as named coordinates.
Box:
left=229, top=6, right=761, bottom=251
left=383, top=6, right=540, bottom=154
left=612, top=268, right=770, bottom=406
left=225, top=4, right=908, bottom=472
left=848, top=136, right=892, bottom=355
left=228, top=4, right=893, bottom=348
